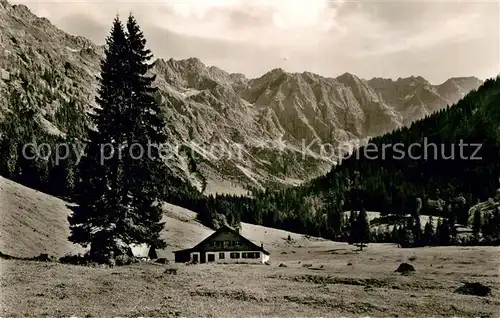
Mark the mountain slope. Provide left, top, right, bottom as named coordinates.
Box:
left=312, top=76, right=500, bottom=225
left=0, top=0, right=483, bottom=191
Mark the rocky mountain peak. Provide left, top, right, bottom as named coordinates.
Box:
left=396, top=75, right=431, bottom=87
left=336, top=73, right=367, bottom=92
left=10, top=3, right=37, bottom=20
left=178, top=57, right=204, bottom=69
left=0, top=0, right=485, bottom=190
left=440, top=76, right=482, bottom=88
left=260, top=68, right=287, bottom=80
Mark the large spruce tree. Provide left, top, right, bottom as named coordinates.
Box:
left=68, top=17, right=138, bottom=261
left=117, top=15, right=167, bottom=249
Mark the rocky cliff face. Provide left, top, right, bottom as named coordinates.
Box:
left=0, top=0, right=483, bottom=191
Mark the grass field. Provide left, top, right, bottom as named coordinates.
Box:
left=1, top=176, right=499, bottom=317
left=1, top=244, right=499, bottom=317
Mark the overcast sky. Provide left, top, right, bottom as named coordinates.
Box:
left=14, top=0, right=500, bottom=84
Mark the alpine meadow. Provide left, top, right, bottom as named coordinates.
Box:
left=0, top=1, right=498, bottom=317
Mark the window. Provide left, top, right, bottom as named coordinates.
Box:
left=230, top=252, right=240, bottom=259
left=244, top=252, right=259, bottom=259
left=219, top=252, right=225, bottom=259
left=234, top=241, right=240, bottom=247
left=207, top=254, right=215, bottom=262
left=210, top=241, right=221, bottom=248
left=240, top=252, right=259, bottom=259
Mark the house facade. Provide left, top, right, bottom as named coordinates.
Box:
left=173, top=225, right=270, bottom=264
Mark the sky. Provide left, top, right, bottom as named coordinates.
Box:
left=13, top=0, right=500, bottom=84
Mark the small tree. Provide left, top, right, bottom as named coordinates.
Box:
left=398, top=224, right=415, bottom=248
left=472, top=208, right=482, bottom=243
left=412, top=197, right=422, bottom=245
left=413, top=215, right=422, bottom=246
left=437, top=218, right=452, bottom=246
left=351, top=207, right=370, bottom=250
left=423, top=217, right=435, bottom=246
left=391, top=225, right=399, bottom=243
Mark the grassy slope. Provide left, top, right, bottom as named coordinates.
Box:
left=0, top=176, right=315, bottom=259
left=0, top=176, right=84, bottom=258
left=1, top=176, right=499, bottom=317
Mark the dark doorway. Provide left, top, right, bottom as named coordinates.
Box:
left=207, top=254, right=215, bottom=262
left=192, top=254, right=199, bottom=263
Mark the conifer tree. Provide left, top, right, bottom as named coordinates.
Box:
left=472, top=208, right=482, bottom=242
left=391, top=225, right=399, bottom=242
left=423, top=217, right=435, bottom=246
left=351, top=206, right=370, bottom=250
left=324, top=190, right=342, bottom=237
left=413, top=216, right=422, bottom=246
left=437, top=218, right=451, bottom=245
left=398, top=224, right=414, bottom=248
left=118, top=14, right=167, bottom=249
left=412, top=198, right=422, bottom=246
left=68, top=17, right=131, bottom=260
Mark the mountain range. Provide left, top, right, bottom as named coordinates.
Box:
left=0, top=0, right=483, bottom=192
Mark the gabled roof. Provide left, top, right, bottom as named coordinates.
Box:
left=173, top=225, right=270, bottom=255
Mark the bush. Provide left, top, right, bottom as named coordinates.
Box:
left=155, top=258, right=169, bottom=264
left=115, top=255, right=135, bottom=266
left=455, top=282, right=491, bottom=297
left=59, top=253, right=89, bottom=265
left=32, top=253, right=55, bottom=262
left=395, top=263, right=415, bottom=275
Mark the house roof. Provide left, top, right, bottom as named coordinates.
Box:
left=173, top=225, right=270, bottom=255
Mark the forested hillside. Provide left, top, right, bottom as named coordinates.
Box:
left=315, top=76, right=500, bottom=219
left=201, top=77, right=500, bottom=246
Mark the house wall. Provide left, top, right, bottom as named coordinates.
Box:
left=261, top=253, right=270, bottom=264
left=174, top=251, right=191, bottom=263
left=203, top=251, right=265, bottom=264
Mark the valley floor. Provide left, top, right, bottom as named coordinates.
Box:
left=1, top=243, right=498, bottom=317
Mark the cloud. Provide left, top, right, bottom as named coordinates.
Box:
left=355, top=11, right=485, bottom=56
left=11, top=0, right=500, bottom=83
